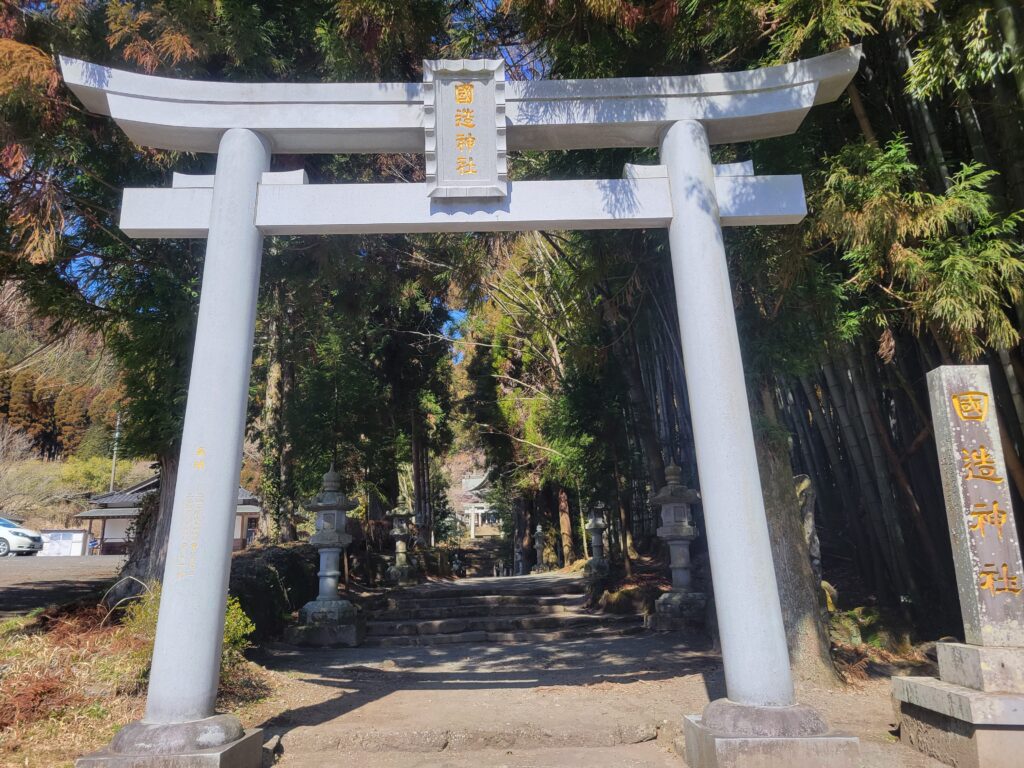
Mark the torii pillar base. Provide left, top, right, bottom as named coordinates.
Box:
left=76, top=719, right=263, bottom=767
left=681, top=701, right=858, bottom=768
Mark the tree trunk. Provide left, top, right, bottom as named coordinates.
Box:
left=864, top=380, right=949, bottom=593
left=557, top=485, right=574, bottom=565
left=995, top=0, right=1024, bottom=107
left=822, top=359, right=895, bottom=596
left=989, top=75, right=1024, bottom=210
left=578, top=485, right=590, bottom=559
left=423, top=447, right=434, bottom=545
left=956, top=88, right=1009, bottom=208
left=755, top=390, right=839, bottom=688
left=410, top=412, right=426, bottom=536
left=847, top=83, right=878, bottom=147
left=106, top=453, right=178, bottom=605
left=278, top=348, right=298, bottom=541
left=609, top=315, right=666, bottom=490
left=844, top=352, right=920, bottom=604
left=890, top=30, right=951, bottom=190
left=257, top=283, right=284, bottom=542
left=798, top=374, right=873, bottom=589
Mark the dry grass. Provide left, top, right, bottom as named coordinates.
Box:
left=0, top=597, right=274, bottom=768
left=0, top=604, right=144, bottom=767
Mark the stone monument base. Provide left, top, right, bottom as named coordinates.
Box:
left=77, top=727, right=262, bottom=767
left=645, top=590, right=706, bottom=631
left=296, top=596, right=357, bottom=624
left=892, top=675, right=1024, bottom=768
left=937, top=642, right=1024, bottom=693
left=583, top=557, right=608, bottom=579
left=682, top=717, right=859, bottom=768
left=285, top=597, right=365, bottom=647
left=285, top=621, right=365, bottom=647
left=386, top=564, right=417, bottom=587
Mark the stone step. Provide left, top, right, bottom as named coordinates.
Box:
left=366, top=609, right=614, bottom=637
left=362, top=616, right=643, bottom=647
left=486, top=619, right=645, bottom=644
left=388, top=592, right=585, bottom=610
left=387, top=577, right=584, bottom=602
left=277, top=744, right=680, bottom=767
left=374, top=602, right=575, bottom=621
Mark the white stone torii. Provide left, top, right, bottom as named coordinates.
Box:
left=63, top=48, right=862, bottom=768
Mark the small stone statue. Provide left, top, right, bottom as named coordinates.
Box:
left=533, top=524, right=546, bottom=573
left=584, top=503, right=609, bottom=579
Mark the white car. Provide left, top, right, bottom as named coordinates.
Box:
left=0, top=517, right=43, bottom=557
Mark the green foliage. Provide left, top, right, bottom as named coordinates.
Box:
left=59, top=455, right=135, bottom=495
left=221, top=595, right=256, bottom=671
left=120, top=583, right=255, bottom=680
left=906, top=5, right=1016, bottom=98
left=428, top=461, right=460, bottom=543
left=762, top=0, right=882, bottom=62
left=811, top=137, right=1024, bottom=359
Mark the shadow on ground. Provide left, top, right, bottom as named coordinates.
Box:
left=253, top=631, right=724, bottom=743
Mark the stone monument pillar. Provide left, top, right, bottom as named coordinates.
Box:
left=647, top=463, right=706, bottom=630
left=387, top=510, right=417, bottom=586
left=893, top=365, right=1024, bottom=768
left=285, top=466, right=365, bottom=647
left=533, top=524, right=546, bottom=574
left=662, top=120, right=858, bottom=767
left=584, top=503, right=608, bottom=579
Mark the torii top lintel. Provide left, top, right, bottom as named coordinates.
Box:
left=59, top=47, right=860, bottom=155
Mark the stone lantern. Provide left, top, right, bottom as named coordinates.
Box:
left=386, top=508, right=417, bottom=586
left=648, top=462, right=706, bottom=630
left=286, top=465, right=365, bottom=646
left=584, top=502, right=609, bottom=579
left=533, top=524, right=546, bottom=574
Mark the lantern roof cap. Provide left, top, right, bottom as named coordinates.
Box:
left=651, top=462, right=700, bottom=506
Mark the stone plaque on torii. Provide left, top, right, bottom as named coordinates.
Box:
left=61, top=48, right=864, bottom=768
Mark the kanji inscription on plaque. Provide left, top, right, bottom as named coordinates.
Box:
left=423, top=59, right=507, bottom=200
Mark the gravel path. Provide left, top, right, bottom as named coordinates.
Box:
left=248, top=632, right=945, bottom=767
left=0, top=555, right=123, bottom=618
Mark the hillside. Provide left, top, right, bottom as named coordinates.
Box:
left=0, top=282, right=147, bottom=528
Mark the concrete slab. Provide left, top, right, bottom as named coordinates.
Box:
left=76, top=728, right=262, bottom=767
left=938, top=642, right=1024, bottom=693
left=892, top=676, right=1024, bottom=724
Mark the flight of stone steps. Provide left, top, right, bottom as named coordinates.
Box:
left=456, top=533, right=506, bottom=577
left=363, top=573, right=644, bottom=647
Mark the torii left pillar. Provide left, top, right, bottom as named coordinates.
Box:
left=77, top=128, right=268, bottom=765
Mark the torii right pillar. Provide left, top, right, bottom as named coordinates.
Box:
left=661, top=120, right=859, bottom=767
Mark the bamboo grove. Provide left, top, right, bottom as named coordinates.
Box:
left=3, top=1, right=1024, bottom=636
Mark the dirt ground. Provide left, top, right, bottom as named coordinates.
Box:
left=0, top=555, right=123, bottom=619
left=244, top=632, right=946, bottom=767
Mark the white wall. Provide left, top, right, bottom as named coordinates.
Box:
left=104, top=518, right=131, bottom=542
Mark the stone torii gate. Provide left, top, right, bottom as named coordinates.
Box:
left=63, top=48, right=862, bottom=768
